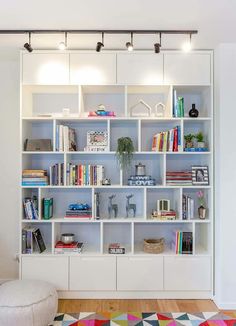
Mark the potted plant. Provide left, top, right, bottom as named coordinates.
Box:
left=184, top=134, right=195, bottom=148
left=116, top=137, right=135, bottom=170
left=195, top=132, right=205, bottom=148
left=197, top=190, right=207, bottom=219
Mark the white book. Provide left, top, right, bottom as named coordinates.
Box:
left=59, top=125, right=64, bottom=152
left=63, top=126, right=69, bottom=152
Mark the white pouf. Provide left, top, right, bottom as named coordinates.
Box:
left=0, top=280, right=58, bottom=326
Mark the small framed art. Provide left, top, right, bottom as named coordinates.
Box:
left=192, top=166, right=209, bottom=185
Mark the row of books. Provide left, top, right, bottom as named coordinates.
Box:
left=22, top=170, right=48, bottom=186
left=55, top=241, right=84, bottom=254
left=66, top=164, right=105, bottom=186
left=23, top=196, right=39, bottom=220
left=56, top=125, right=77, bottom=152
left=173, top=90, right=184, bottom=117
left=166, top=171, right=192, bottom=186
left=172, top=231, right=193, bottom=254
left=152, top=126, right=181, bottom=152
left=22, top=227, right=46, bottom=254
left=182, top=195, right=194, bottom=220
left=49, top=163, right=64, bottom=186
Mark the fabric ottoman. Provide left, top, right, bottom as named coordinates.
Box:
left=0, top=279, right=58, bottom=326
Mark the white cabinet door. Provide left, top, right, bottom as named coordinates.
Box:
left=164, top=53, right=211, bottom=85
left=164, top=257, right=211, bottom=291
left=117, top=256, right=164, bottom=291
left=117, top=53, right=164, bottom=85
left=21, top=256, right=69, bottom=290
left=70, top=256, right=116, bottom=291
left=22, top=53, right=70, bottom=85
left=70, top=53, right=116, bottom=85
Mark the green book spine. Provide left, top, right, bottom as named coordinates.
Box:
left=43, top=198, right=53, bottom=219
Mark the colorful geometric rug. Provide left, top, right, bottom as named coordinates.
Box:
left=51, top=312, right=236, bottom=326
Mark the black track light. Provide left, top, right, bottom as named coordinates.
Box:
left=154, top=33, right=162, bottom=53
left=96, top=32, right=104, bottom=52
left=126, top=32, right=134, bottom=51
left=24, top=32, right=33, bottom=52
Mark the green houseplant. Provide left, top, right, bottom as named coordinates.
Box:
left=195, top=132, right=205, bottom=148
left=116, top=137, right=135, bottom=170
left=184, top=134, right=195, bottom=148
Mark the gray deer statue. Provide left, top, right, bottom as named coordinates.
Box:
left=108, top=195, right=118, bottom=219
left=126, top=194, right=136, bottom=218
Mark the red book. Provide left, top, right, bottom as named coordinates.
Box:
left=173, top=128, right=178, bottom=152
left=64, top=215, right=92, bottom=218
left=55, top=241, right=78, bottom=248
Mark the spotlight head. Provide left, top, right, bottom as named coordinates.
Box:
left=58, top=41, right=66, bottom=50
left=182, top=41, right=192, bottom=52
left=154, top=43, right=161, bottom=53
left=24, top=42, right=33, bottom=53
left=126, top=42, right=133, bottom=51
left=96, top=41, right=104, bottom=52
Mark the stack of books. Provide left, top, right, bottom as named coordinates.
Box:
left=54, top=241, right=84, bottom=254
left=22, top=170, right=48, bottom=186
left=166, top=171, right=192, bottom=186
left=56, top=125, right=77, bottom=152
left=108, top=243, right=125, bottom=254
left=152, top=210, right=177, bottom=220
left=23, top=196, right=39, bottom=220
left=49, top=163, right=64, bottom=186
left=182, top=195, right=194, bottom=220
left=173, top=90, right=184, bottom=117
left=152, top=126, right=181, bottom=152
left=65, top=209, right=92, bottom=219
left=66, top=164, right=104, bottom=186
left=172, top=231, right=193, bottom=254
left=22, top=227, right=46, bottom=254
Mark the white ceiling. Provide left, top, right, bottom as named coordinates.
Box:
left=0, top=0, right=235, bottom=50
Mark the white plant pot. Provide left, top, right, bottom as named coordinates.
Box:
left=197, top=142, right=205, bottom=148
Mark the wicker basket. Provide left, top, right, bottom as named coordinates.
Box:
left=143, top=238, right=165, bottom=254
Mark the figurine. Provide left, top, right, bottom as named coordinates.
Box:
left=88, top=104, right=116, bottom=117
left=108, top=195, right=118, bottom=219
left=102, top=178, right=111, bottom=185
left=68, top=203, right=90, bottom=211
left=155, top=102, right=166, bottom=117
left=126, top=194, right=136, bottom=218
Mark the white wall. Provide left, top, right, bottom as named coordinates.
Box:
left=0, top=50, right=20, bottom=281
left=215, top=44, right=236, bottom=309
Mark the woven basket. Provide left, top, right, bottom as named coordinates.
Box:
left=143, top=238, right=165, bottom=254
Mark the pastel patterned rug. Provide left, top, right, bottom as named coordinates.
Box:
left=52, top=312, right=236, bottom=326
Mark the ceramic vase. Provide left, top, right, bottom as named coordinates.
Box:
left=198, top=205, right=206, bottom=219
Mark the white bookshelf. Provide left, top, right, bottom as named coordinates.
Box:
left=20, top=50, right=213, bottom=299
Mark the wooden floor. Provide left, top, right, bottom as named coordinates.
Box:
left=58, top=299, right=218, bottom=313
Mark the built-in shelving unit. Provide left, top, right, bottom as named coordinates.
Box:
left=20, top=50, right=213, bottom=299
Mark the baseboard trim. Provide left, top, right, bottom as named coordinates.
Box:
left=213, top=296, right=236, bottom=310
left=0, top=278, right=15, bottom=285
left=58, top=291, right=212, bottom=300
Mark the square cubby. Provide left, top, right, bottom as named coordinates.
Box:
left=110, top=120, right=139, bottom=152
left=95, top=188, right=144, bottom=220
left=22, top=188, right=39, bottom=220
left=182, top=188, right=211, bottom=220
left=184, top=120, right=212, bottom=151
left=54, top=222, right=101, bottom=255
left=22, top=120, right=53, bottom=151
left=195, top=223, right=211, bottom=255
left=103, top=222, right=132, bottom=254
left=146, top=188, right=181, bottom=220
left=141, top=120, right=182, bottom=152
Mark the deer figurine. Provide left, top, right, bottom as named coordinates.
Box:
left=108, top=195, right=118, bottom=219
left=126, top=194, right=136, bottom=218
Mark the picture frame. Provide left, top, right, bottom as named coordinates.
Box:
left=157, top=199, right=170, bottom=212
left=87, top=131, right=108, bottom=147
left=192, top=166, right=209, bottom=185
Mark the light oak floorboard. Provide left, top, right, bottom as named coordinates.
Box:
left=58, top=299, right=219, bottom=313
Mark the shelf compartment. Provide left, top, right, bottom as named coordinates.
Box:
left=183, top=119, right=212, bottom=151
left=195, top=223, right=211, bottom=256
left=21, top=222, right=52, bottom=255
left=22, top=120, right=54, bottom=151
left=122, top=154, right=164, bottom=186
left=146, top=188, right=180, bottom=220
left=110, top=119, right=139, bottom=152
left=67, top=153, right=121, bottom=186
left=22, top=85, right=79, bottom=117
left=21, top=188, right=39, bottom=220
left=95, top=188, right=144, bottom=220
left=103, top=222, right=132, bottom=255
left=40, top=187, right=92, bottom=220
left=80, top=85, right=125, bottom=117
left=173, top=86, right=212, bottom=118
left=54, top=222, right=101, bottom=255
left=182, top=188, right=211, bottom=221
left=141, top=120, right=182, bottom=152
left=134, top=222, right=192, bottom=255
left=127, top=86, right=172, bottom=118
left=56, top=119, right=108, bottom=152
